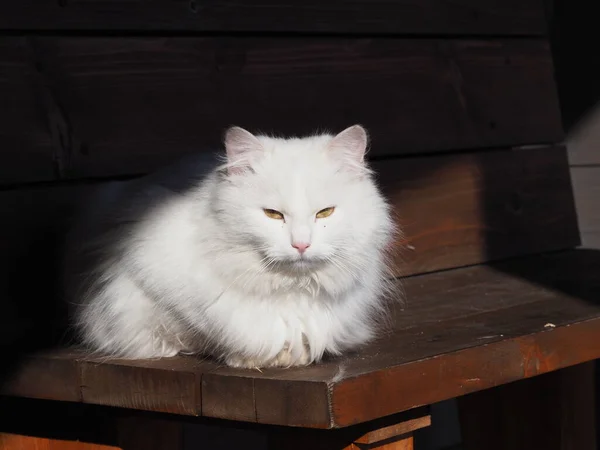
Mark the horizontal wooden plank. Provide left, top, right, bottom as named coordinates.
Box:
left=1, top=350, right=81, bottom=402
left=0, top=37, right=562, bottom=183
left=3, top=249, right=600, bottom=427
left=378, top=145, right=579, bottom=275
left=0, top=433, right=119, bottom=450
left=571, top=167, right=600, bottom=249
left=79, top=358, right=200, bottom=415
left=0, top=38, right=56, bottom=184
left=0, top=1, right=547, bottom=35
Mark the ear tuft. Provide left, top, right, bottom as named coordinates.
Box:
left=328, top=124, right=369, bottom=170
left=224, top=126, right=263, bottom=175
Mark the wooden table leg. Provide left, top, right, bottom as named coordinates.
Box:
left=458, top=362, right=597, bottom=450
left=267, top=408, right=430, bottom=450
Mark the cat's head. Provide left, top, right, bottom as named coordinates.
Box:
left=214, top=125, right=393, bottom=276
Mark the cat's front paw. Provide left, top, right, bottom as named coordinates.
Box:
left=268, top=342, right=311, bottom=368
left=224, top=354, right=265, bottom=369
left=225, top=339, right=312, bottom=369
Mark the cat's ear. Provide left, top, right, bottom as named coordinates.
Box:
left=224, top=126, right=264, bottom=175
left=328, top=125, right=369, bottom=171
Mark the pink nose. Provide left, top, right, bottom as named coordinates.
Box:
left=292, top=242, right=310, bottom=254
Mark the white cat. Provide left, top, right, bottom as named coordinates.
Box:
left=64, top=125, right=396, bottom=368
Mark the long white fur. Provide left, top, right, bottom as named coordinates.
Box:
left=64, top=125, right=397, bottom=368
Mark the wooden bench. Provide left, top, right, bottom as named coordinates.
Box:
left=0, top=1, right=598, bottom=449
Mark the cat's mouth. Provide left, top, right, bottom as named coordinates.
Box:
left=283, top=256, right=327, bottom=272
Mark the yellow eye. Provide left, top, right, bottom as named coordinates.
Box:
left=316, top=207, right=335, bottom=219
left=264, top=209, right=285, bottom=220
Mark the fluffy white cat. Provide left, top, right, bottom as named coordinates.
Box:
left=64, top=125, right=396, bottom=368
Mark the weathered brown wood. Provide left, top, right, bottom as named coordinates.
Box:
left=571, top=167, right=600, bottom=248
left=79, top=356, right=214, bottom=415
left=0, top=37, right=561, bottom=183
left=4, top=249, right=600, bottom=427
left=200, top=373, right=256, bottom=423
left=354, top=416, right=431, bottom=444
left=1, top=350, right=82, bottom=402
left=266, top=408, right=429, bottom=449
left=0, top=1, right=547, bottom=35
left=0, top=434, right=119, bottom=450
left=377, top=145, right=579, bottom=276
left=458, top=362, right=597, bottom=450
left=268, top=433, right=415, bottom=449
left=0, top=38, right=56, bottom=184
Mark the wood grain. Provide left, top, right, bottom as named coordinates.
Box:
left=4, top=249, right=600, bottom=427
left=0, top=434, right=119, bottom=450
left=0, top=38, right=56, bottom=184
left=79, top=356, right=214, bottom=415
left=1, top=350, right=82, bottom=402
left=268, top=434, right=415, bottom=450
left=377, top=145, right=579, bottom=276
left=265, top=409, right=429, bottom=449
left=0, top=0, right=547, bottom=35
left=458, top=362, right=597, bottom=450
left=354, top=416, right=431, bottom=444
left=0, top=37, right=562, bottom=183
left=571, top=167, right=600, bottom=248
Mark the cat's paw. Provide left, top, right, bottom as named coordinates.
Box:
left=268, top=346, right=311, bottom=368
left=225, top=339, right=312, bottom=369
left=224, top=354, right=265, bottom=369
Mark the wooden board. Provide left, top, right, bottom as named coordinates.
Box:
left=0, top=37, right=562, bottom=183
left=376, top=145, right=579, bottom=276
left=0, top=434, right=119, bottom=450
left=571, top=167, right=600, bottom=249
left=0, top=1, right=547, bottom=35
left=0, top=38, right=56, bottom=184
left=3, top=249, right=600, bottom=428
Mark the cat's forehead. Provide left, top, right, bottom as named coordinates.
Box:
left=242, top=134, right=357, bottom=206
left=256, top=134, right=335, bottom=171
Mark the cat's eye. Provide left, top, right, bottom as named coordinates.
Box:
left=263, top=209, right=285, bottom=220
left=316, top=207, right=335, bottom=219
